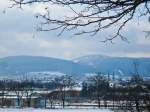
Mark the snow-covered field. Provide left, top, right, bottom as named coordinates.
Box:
left=0, top=108, right=113, bottom=112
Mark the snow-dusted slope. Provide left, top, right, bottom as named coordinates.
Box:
left=74, top=55, right=109, bottom=67
left=74, top=55, right=150, bottom=76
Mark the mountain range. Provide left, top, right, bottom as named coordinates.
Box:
left=0, top=55, right=150, bottom=77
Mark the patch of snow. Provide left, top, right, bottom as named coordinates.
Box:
left=0, top=108, right=113, bottom=112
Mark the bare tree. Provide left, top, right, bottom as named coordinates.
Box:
left=22, top=81, right=34, bottom=107
left=10, top=0, right=150, bottom=42
left=84, top=73, right=109, bottom=108
left=10, top=80, right=35, bottom=108
left=48, top=95, right=54, bottom=108
left=0, top=80, right=7, bottom=108
left=10, top=81, right=24, bottom=108
left=54, top=75, right=76, bottom=108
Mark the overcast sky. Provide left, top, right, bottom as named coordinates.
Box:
left=0, top=0, right=150, bottom=60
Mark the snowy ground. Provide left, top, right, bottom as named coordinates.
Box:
left=0, top=108, right=113, bottom=112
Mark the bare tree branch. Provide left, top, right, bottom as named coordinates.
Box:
left=10, top=0, right=150, bottom=42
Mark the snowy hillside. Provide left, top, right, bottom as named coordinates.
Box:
left=74, top=55, right=150, bottom=76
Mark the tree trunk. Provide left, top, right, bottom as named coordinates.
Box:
left=104, top=100, right=107, bottom=108
left=62, top=98, right=65, bottom=108
left=44, top=98, right=47, bottom=109
left=98, top=98, right=101, bottom=108
left=17, top=97, right=20, bottom=108
left=135, top=100, right=140, bottom=112
left=62, top=89, right=65, bottom=108
left=27, top=98, right=31, bottom=107
left=50, top=100, right=53, bottom=109
left=1, top=91, right=4, bottom=108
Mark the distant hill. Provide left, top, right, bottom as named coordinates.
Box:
left=0, top=55, right=150, bottom=77
left=0, top=56, right=93, bottom=75
left=74, top=55, right=150, bottom=76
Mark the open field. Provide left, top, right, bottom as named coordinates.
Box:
left=0, top=108, right=113, bottom=112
